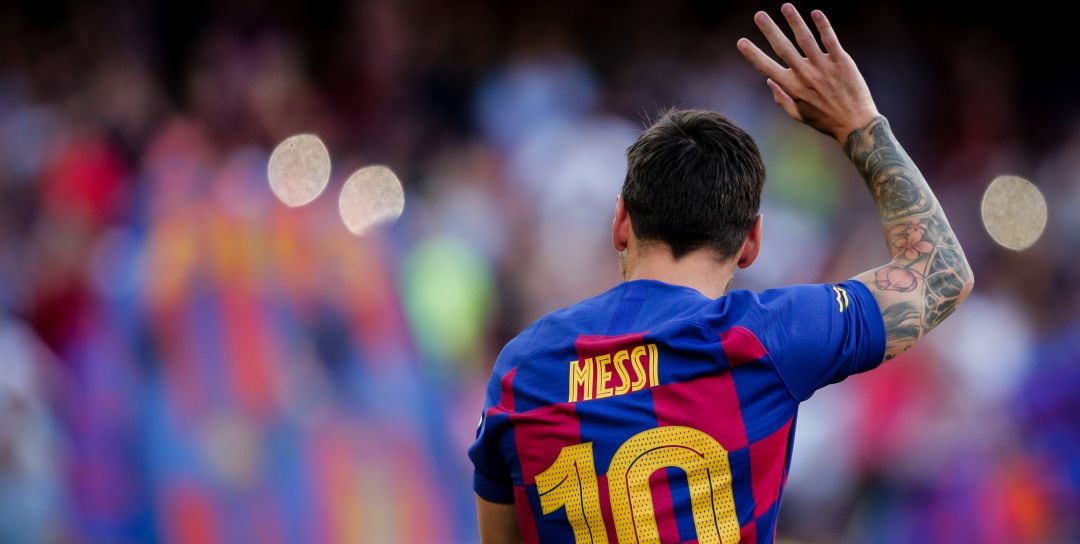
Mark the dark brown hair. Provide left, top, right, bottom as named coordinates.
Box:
left=621, top=109, right=766, bottom=259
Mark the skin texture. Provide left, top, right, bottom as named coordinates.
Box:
left=478, top=4, right=974, bottom=540
left=477, top=497, right=522, bottom=544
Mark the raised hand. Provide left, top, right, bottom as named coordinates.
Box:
left=737, top=3, right=879, bottom=144
left=734, top=5, right=974, bottom=361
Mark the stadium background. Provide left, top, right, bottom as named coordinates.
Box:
left=0, top=0, right=1077, bottom=542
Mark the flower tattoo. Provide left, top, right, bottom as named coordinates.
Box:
left=889, top=220, right=933, bottom=260
left=874, top=265, right=921, bottom=292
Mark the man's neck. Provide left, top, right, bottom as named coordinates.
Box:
left=622, top=245, right=737, bottom=299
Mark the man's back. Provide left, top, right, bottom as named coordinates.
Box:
left=470, top=278, right=885, bottom=543
left=471, top=6, right=973, bottom=542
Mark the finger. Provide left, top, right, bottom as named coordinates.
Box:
left=780, top=3, right=823, bottom=59
left=767, top=78, right=801, bottom=120
left=811, top=9, right=845, bottom=56
left=737, top=38, right=795, bottom=88
left=754, top=10, right=804, bottom=68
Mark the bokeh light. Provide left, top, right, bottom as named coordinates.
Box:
left=981, top=175, right=1047, bottom=251
left=267, top=134, right=331, bottom=207
left=338, top=165, right=405, bottom=235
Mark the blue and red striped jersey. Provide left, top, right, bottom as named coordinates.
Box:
left=469, top=278, right=886, bottom=543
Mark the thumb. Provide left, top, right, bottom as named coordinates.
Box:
left=767, top=78, right=801, bottom=120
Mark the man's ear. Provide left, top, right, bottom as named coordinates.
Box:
left=613, top=196, right=631, bottom=252
left=736, top=214, right=763, bottom=269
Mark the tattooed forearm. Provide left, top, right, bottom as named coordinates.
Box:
left=844, top=117, right=934, bottom=221
left=880, top=302, right=921, bottom=343
left=845, top=116, right=974, bottom=359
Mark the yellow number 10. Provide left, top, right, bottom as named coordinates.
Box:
left=535, top=426, right=741, bottom=544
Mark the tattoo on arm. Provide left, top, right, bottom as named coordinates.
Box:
left=845, top=116, right=973, bottom=359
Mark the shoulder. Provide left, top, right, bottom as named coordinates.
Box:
left=698, top=282, right=862, bottom=342
left=727, top=281, right=864, bottom=313
left=721, top=280, right=883, bottom=353
left=695, top=285, right=772, bottom=325
left=491, top=284, right=626, bottom=374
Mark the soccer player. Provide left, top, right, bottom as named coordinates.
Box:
left=469, top=4, right=974, bottom=543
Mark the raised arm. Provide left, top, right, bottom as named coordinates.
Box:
left=736, top=3, right=974, bottom=360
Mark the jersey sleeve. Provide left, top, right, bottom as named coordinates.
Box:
left=754, top=279, right=887, bottom=401
left=467, top=331, right=530, bottom=504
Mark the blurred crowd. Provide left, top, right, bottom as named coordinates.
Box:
left=0, top=1, right=1077, bottom=542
